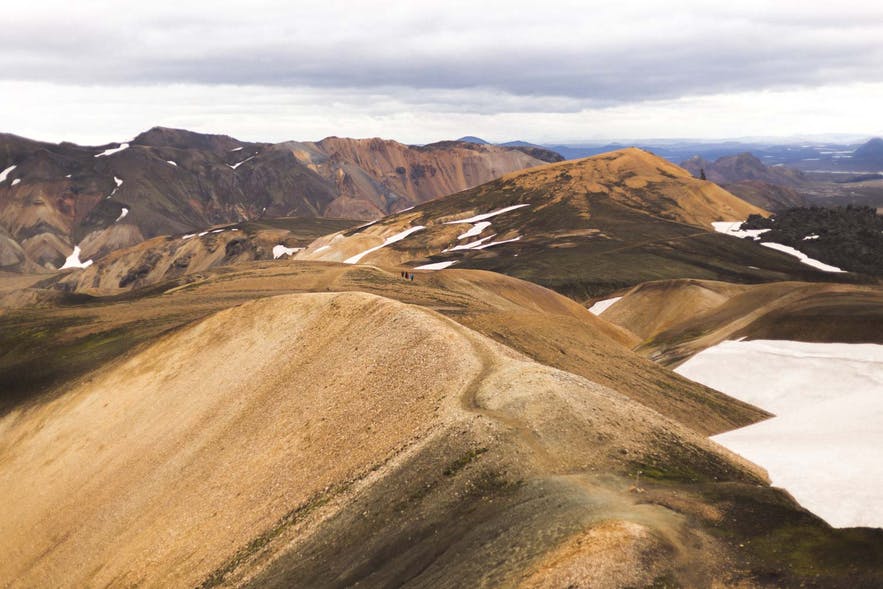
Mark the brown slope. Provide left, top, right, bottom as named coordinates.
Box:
left=1, top=261, right=767, bottom=435
left=284, top=137, right=551, bottom=218
left=3, top=289, right=880, bottom=588
left=0, top=290, right=768, bottom=587
left=597, top=278, right=883, bottom=366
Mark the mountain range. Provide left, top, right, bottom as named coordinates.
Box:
left=0, top=128, right=558, bottom=272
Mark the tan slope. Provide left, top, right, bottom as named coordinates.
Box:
left=0, top=291, right=768, bottom=587
left=500, top=147, right=769, bottom=227
left=6, top=260, right=767, bottom=435
left=598, top=278, right=883, bottom=365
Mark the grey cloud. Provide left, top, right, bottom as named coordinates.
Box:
left=0, top=1, right=881, bottom=110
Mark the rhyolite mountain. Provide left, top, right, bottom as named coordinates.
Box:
left=0, top=128, right=557, bottom=272
left=298, top=148, right=860, bottom=300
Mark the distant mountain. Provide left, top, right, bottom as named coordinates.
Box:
left=0, top=128, right=551, bottom=272
left=298, top=148, right=842, bottom=299
left=852, top=137, right=883, bottom=165
left=454, top=135, right=490, bottom=144
left=681, top=153, right=808, bottom=210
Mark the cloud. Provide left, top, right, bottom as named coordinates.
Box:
left=1, top=1, right=881, bottom=102
left=0, top=1, right=880, bottom=142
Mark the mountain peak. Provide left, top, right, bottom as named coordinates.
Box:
left=455, top=135, right=490, bottom=145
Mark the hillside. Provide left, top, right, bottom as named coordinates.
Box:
left=2, top=262, right=881, bottom=587
left=0, top=128, right=552, bottom=273
left=297, top=148, right=859, bottom=300
left=594, top=278, right=883, bottom=366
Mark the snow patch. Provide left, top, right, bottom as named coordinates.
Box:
left=0, top=164, right=16, bottom=183
left=414, top=261, right=458, bottom=270
left=761, top=242, right=844, bottom=273
left=94, top=143, right=129, bottom=158
left=273, top=244, right=302, bottom=259
left=114, top=208, right=129, bottom=223
left=230, top=146, right=244, bottom=151
left=802, top=234, right=819, bottom=240
left=444, top=233, right=497, bottom=252
left=458, top=221, right=492, bottom=240
left=344, top=226, right=425, bottom=264
left=473, top=235, right=521, bottom=250
left=314, top=245, right=331, bottom=253
left=59, top=246, right=93, bottom=270
left=11, top=179, right=20, bottom=186
left=114, top=176, right=123, bottom=187
left=676, top=339, right=883, bottom=528
left=166, top=160, right=178, bottom=166
left=711, top=221, right=770, bottom=241
left=228, top=156, right=254, bottom=170
left=182, top=233, right=196, bottom=240
left=588, top=296, right=622, bottom=315
left=444, top=204, right=529, bottom=225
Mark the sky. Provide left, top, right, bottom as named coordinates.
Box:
left=1, top=0, right=881, bottom=145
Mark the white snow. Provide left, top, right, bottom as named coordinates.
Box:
left=711, top=221, right=770, bottom=241
left=314, top=245, right=331, bottom=253
left=166, top=160, right=178, bottom=167
left=114, top=176, right=123, bottom=187
left=444, top=204, right=530, bottom=225
left=58, top=246, right=93, bottom=270
left=458, top=221, right=493, bottom=240
left=11, top=179, right=20, bottom=186
left=713, top=220, right=845, bottom=273
left=803, top=234, right=820, bottom=240
left=182, top=233, right=196, bottom=240
left=444, top=233, right=497, bottom=252
left=761, top=242, right=844, bottom=273
left=230, top=146, right=244, bottom=151
left=228, top=156, right=254, bottom=170
left=114, top=208, right=129, bottom=222
left=588, top=296, right=623, bottom=315
left=273, top=244, right=302, bottom=259
left=676, top=339, right=883, bottom=528
left=0, top=164, right=16, bottom=183
left=473, top=235, right=521, bottom=250
left=198, top=231, right=209, bottom=237
left=210, top=229, right=225, bottom=233
left=414, top=261, right=458, bottom=270
left=94, top=143, right=130, bottom=158
left=65, top=174, right=72, bottom=178
left=344, top=226, right=425, bottom=264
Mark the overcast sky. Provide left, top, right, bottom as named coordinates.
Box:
left=1, top=0, right=881, bottom=145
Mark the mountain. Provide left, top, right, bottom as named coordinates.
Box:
left=455, top=135, right=490, bottom=144
left=297, top=148, right=855, bottom=300
left=852, top=137, right=883, bottom=167
left=681, top=153, right=808, bottom=210
left=0, top=128, right=552, bottom=273
left=3, top=259, right=881, bottom=587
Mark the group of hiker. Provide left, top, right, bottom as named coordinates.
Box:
left=400, top=271, right=415, bottom=281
